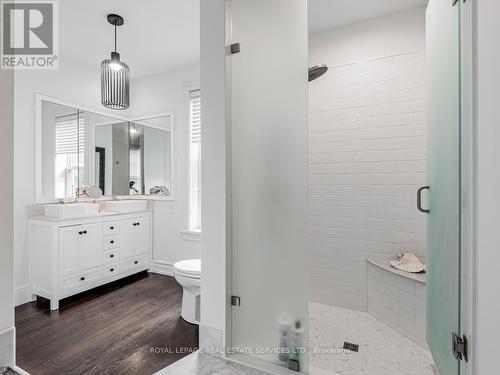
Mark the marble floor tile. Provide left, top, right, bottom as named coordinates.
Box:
left=156, top=303, right=438, bottom=375
left=309, top=365, right=339, bottom=375
left=309, top=302, right=437, bottom=375
left=153, top=352, right=273, bottom=375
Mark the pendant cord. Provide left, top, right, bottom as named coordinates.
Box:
left=114, top=23, right=117, bottom=52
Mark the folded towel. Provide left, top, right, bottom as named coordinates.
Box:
left=390, top=253, right=426, bottom=273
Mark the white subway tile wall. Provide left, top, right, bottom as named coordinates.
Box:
left=308, top=50, right=427, bottom=311
left=367, top=263, right=427, bottom=348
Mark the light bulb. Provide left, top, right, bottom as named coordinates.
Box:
left=109, top=61, right=123, bottom=71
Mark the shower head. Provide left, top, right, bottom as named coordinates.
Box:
left=308, top=64, right=328, bottom=82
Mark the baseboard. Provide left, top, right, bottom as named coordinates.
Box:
left=0, top=326, right=15, bottom=368
left=150, top=260, right=174, bottom=276
left=15, top=284, right=31, bottom=306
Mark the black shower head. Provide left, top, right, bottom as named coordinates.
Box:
left=308, top=64, right=328, bottom=82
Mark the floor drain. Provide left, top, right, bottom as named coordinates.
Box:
left=343, top=342, right=359, bottom=352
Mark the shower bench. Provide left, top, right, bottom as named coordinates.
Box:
left=366, top=258, right=427, bottom=349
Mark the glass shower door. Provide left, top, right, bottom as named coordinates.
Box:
left=228, top=0, right=308, bottom=369
left=425, top=0, right=461, bottom=374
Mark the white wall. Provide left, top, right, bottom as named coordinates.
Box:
left=308, top=8, right=427, bottom=311
left=309, top=7, right=426, bottom=67
left=200, top=0, right=228, bottom=348
left=130, top=65, right=201, bottom=275
left=0, top=67, right=15, bottom=367
left=13, top=56, right=201, bottom=305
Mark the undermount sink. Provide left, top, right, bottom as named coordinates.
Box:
left=44, top=203, right=100, bottom=219
left=103, top=200, right=148, bottom=213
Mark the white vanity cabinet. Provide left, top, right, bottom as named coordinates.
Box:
left=59, top=224, right=102, bottom=276
left=30, top=210, right=152, bottom=310
left=119, top=217, right=151, bottom=259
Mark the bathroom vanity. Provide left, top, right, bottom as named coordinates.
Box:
left=29, top=209, right=152, bottom=310
left=29, top=96, right=174, bottom=311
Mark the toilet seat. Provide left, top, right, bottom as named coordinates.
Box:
left=174, top=259, right=201, bottom=278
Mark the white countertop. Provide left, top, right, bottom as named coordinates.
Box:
left=30, top=209, right=152, bottom=222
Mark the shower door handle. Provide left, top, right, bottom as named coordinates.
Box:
left=417, top=186, right=430, bottom=213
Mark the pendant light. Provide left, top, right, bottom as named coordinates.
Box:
left=101, top=14, right=130, bottom=110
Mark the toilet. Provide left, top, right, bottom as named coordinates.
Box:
left=173, top=259, right=201, bottom=325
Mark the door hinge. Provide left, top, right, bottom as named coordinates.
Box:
left=231, top=295, right=241, bottom=306
left=452, top=333, right=468, bottom=362
left=230, top=43, right=241, bottom=55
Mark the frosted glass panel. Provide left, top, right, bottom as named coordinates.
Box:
left=426, top=1, right=461, bottom=374
left=228, top=0, right=308, bottom=369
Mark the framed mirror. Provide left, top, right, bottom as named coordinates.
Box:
left=36, top=95, right=174, bottom=201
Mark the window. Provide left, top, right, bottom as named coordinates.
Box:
left=188, top=89, right=201, bottom=230
left=54, top=113, right=84, bottom=198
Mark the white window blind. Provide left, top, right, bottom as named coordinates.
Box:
left=54, top=112, right=85, bottom=198
left=190, top=89, right=201, bottom=144
left=55, top=114, right=84, bottom=155
left=189, top=89, right=201, bottom=230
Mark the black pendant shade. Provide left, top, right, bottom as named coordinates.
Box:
left=101, top=14, right=130, bottom=110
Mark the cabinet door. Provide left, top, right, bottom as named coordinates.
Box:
left=119, top=219, right=137, bottom=259
left=59, top=226, right=82, bottom=276
left=80, top=224, right=102, bottom=270
left=135, top=217, right=151, bottom=255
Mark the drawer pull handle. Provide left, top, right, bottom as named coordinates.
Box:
left=134, top=261, right=138, bottom=264
left=137, top=223, right=140, bottom=226
left=80, top=277, right=85, bottom=281
left=83, top=230, right=87, bottom=234
left=110, top=268, right=114, bottom=272
left=110, top=240, right=114, bottom=244
left=79, top=231, right=83, bottom=235
left=110, top=226, right=114, bottom=230
left=110, top=254, right=114, bottom=258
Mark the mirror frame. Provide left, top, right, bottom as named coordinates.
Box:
left=35, top=94, right=175, bottom=202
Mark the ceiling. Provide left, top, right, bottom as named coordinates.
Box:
left=308, top=0, right=428, bottom=35
left=60, top=1, right=427, bottom=79
left=60, top=0, right=199, bottom=79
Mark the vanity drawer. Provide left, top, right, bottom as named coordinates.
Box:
left=103, top=249, right=119, bottom=264
left=102, top=264, right=120, bottom=279
left=102, top=235, right=119, bottom=250
left=102, top=222, right=120, bottom=236
left=120, top=254, right=149, bottom=274
left=59, top=267, right=102, bottom=297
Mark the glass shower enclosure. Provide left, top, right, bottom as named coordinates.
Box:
left=426, top=0, right=464, bottom=374
left=227, top=0, right=309, bottom=371
left=226, top=0, right=467, bottom=374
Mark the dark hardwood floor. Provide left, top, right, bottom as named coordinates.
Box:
left=15, top=272, right=199, bottom=375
